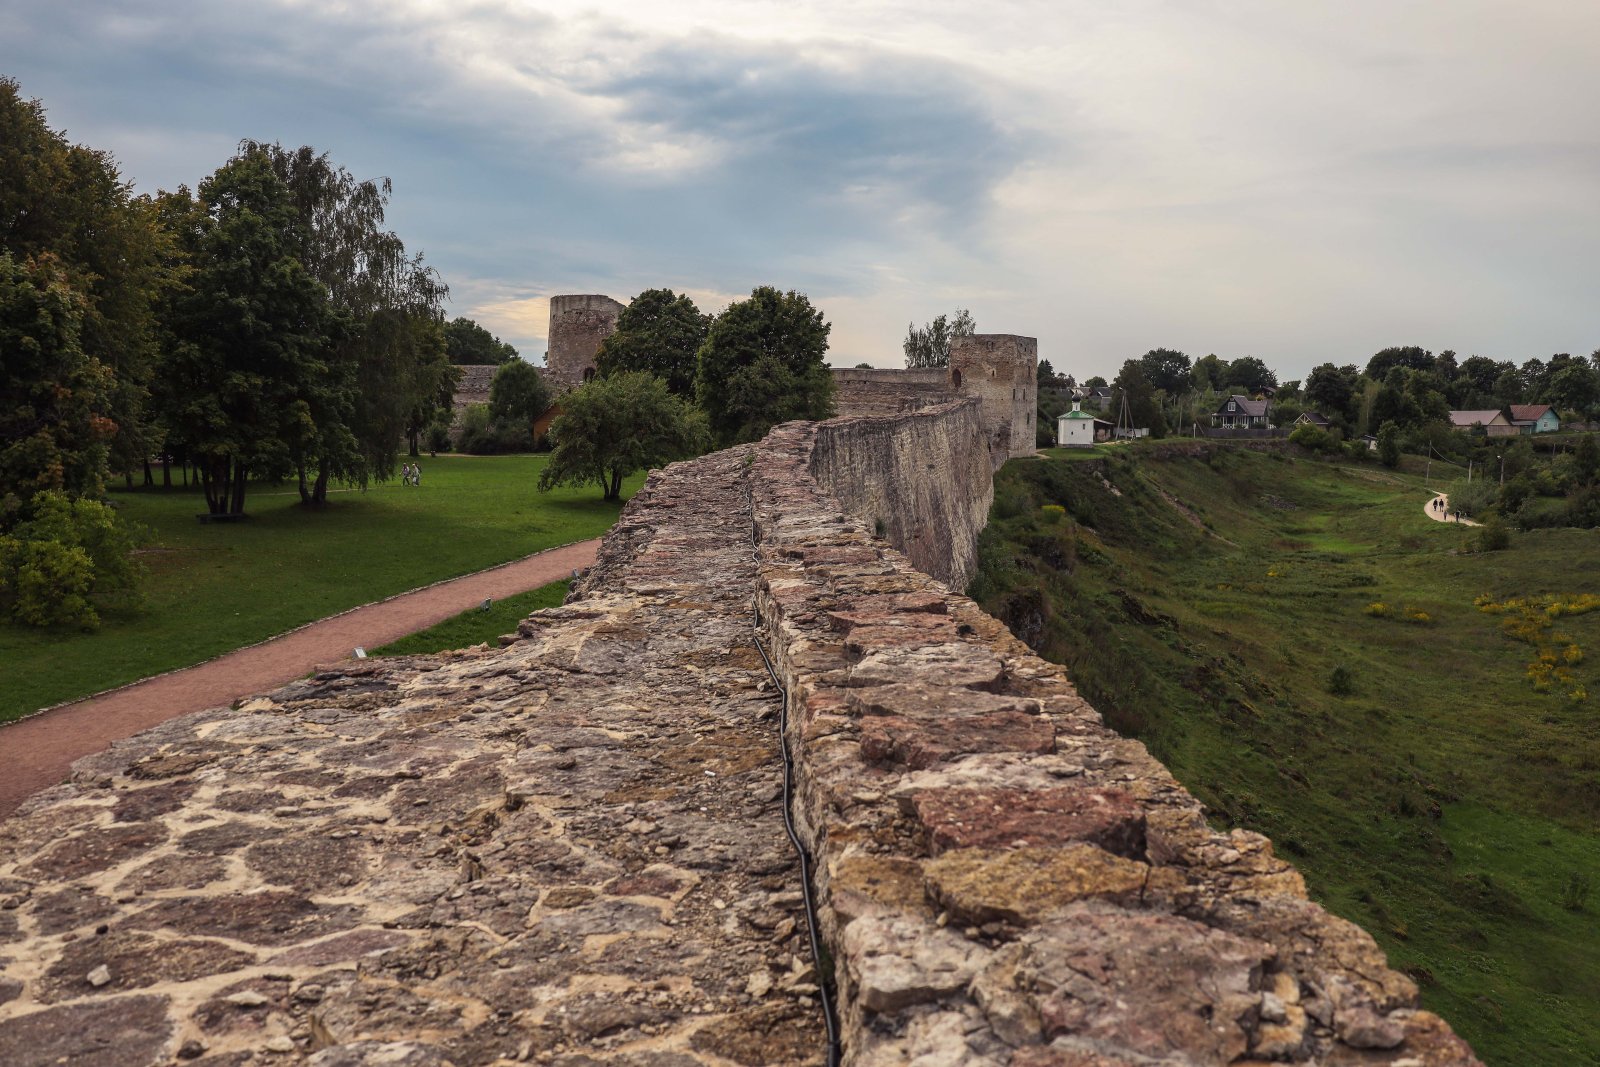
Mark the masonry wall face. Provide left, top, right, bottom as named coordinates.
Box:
left=544, top=294, right=625, bottom=390
left=805, top=399, right=993, bottom=591
left=830, top=368, right=954, bottom=417
left=949, top=334, right=1038, bottom=464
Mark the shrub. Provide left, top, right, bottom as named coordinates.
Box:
left=1365, top=602, right=1392, bottom=617
left=1327, top=664, right=1355, bottom=696
left=0, top=535, right=97, bottom=628
left=0, top=491, right=143, bottom=630
left=424, top=419, right=452, bottom=455
left=1476, top=518, right=1511, bottom=552
left=1289, top=424, right=1336, bottom=453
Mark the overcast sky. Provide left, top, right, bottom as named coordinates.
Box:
left=5, top=0, right=1598, bottom=380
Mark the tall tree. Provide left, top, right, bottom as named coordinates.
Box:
left=539, top=372, right=707, bottom=501
left=444, top=316, right=517, bottom=365
left=1365, top=346, right=1433, bottom=380
left=1, top=78, right=169, bottom=490
left=243, top=141, right=449, bottom=503
left=0, top=252, right=115, bottom=519
left=696, top=287, right=834, bottom=444
left=160, top=154, right=338, bottom=516
left=488, top=360, right=553, bottom=430
left=1224, top=356, right=1277, bottom=394
left=594, top=288, right=710, bottom=397
left=903, top=308, right=974, bottom=369
left=1303, top=363, right=1360, bottom=421
left=1138, top=348, right=1191, bottom=395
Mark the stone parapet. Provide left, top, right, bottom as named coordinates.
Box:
left=805, top=399, right=993, bottom=590
left=0, top=400, right=1479, bottom=1066
left=748, top=409, right=1480, bottom=1066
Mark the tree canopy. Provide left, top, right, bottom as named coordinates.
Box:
left=488, top=360, right=552, bottom=428
left=539, top=372, right=707, bottom=501
left=1111, top=360, right=1168, bottom=436
left=903, top=309, right=974, bottom=369
left=444, top=316, right=518, bottom=365
left=1138, top=348, right=1191, bottom=395
left=594, top=288, right=710, bottom=397
left=695, top=287, right=834, bottom=444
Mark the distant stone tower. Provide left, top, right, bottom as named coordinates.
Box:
left=949, top=334, right=1038, bottom=465
left=545, top=294, right=626, bottom=390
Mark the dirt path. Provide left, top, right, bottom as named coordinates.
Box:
left=0, top=539, right=599, bottom=818
left=1425, top=492, right=1481, bottom=526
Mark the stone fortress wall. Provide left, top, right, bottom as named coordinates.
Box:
left=0, top=342, right=1478, bottom=1064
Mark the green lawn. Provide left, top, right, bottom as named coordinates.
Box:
left=972, top=446, right=1600, bottom=1065
left=370, top=580, right=570, bottom=657
left=0, top=456, right=638, bottom=722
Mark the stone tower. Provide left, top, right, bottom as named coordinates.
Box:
left=948, top=334, right=1038, bottom=465
left=545, top=294, right=626, bottom=390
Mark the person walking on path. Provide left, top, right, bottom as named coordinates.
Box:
left=414, top=463, right=422, bottom=486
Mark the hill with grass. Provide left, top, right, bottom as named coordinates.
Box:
left=971, top=443, right=1600, bottom=1066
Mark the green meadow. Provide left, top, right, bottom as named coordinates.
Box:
left=0, top=456, right=637, bottom=723
left=972, top=445, right=1600, bottom=1066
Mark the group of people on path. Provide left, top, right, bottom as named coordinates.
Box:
left=1431, top=496, right=1462, bottom=523
left=401, top=462, right=423, bottom=487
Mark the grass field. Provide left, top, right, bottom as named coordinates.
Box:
left=370, top=580, right=571, bottom=657
left=971, top=446, right=1600, bottom=1066
left=0, top=456, right=638, bottom=723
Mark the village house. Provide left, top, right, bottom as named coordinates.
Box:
left=1293, top=411, right=1331, bottom=428
left=1211, top=394, right=1272, bottom=429
left=1448, top=409, right=1517, bottom=437
left=1509, top=404, right=1561, bottom=434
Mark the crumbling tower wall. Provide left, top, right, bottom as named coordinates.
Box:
left=949, top=333, right=1038, bottom=465
left=544, top=294, right=625, bottom=390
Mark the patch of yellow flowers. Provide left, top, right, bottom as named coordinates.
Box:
left=1474, top=593, right=1597, bottom=701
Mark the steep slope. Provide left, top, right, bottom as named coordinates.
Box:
left=971, top=446, right=1600, bottom=1065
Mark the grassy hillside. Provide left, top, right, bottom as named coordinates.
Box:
left=971, top=445, right=1600, bottom=1066
left=0, top=456, right=636, bottom=722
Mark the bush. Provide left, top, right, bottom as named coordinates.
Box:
left=0, top=491, right=143, bottom=629
left=1476, top=517, right=1511, bottom=552
left=1328, top=664, right=1355, bottom=696
left=424, top=419, right=452, bottom=456
left=1289, top=424, right=1337, bottom=453
left=1447, top=476, right=1498, bottom=519
left=455, top=403, right=534, bottom=455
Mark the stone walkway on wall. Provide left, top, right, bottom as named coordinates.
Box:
left=0, top=449, right=824, bottom=1066
left=0, top=408, right=1483, bottom=1067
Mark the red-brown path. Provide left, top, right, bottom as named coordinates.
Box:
left=0, top=539, right=600, bottom=819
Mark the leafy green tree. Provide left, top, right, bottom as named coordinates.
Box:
left=903, top=308, right=974, bottom=369
left=1548, top=361, right=1600, bottom=418
left=1190, top=354, right=1226, bottom=391
left=489, top=360, right=553, bottom=429
left=696, top=287, right=834, bottom=444
left=0, top=252, right=116, bottom=520
left=244, top=142, right=449, bottom=501
left=1225, top=356, right=1277, bottom=393
left=159, top=153, right=339, bottom=516
left=1139, top=348, right=1191, bottom=395
left=1304, top=363, right=1360, bottom=421
left=444, top=316, right=517, bottom=364
left=539, top=372, right=708, bottom=501
left=595, top=288, right=710, bottom=397
left=1364, top=346, right=1433, bottom=380
left=1377, top=420, right=1402, bottom=468
left=1, top=79, right=170, bottom=490
left=1084, top=375, right=1108, bottom=389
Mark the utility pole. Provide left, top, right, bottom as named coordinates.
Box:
left=1500, top=454, right=1506, bottom=487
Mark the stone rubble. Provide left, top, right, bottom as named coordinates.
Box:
left=0, top=403, right=1481, bottom=1066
